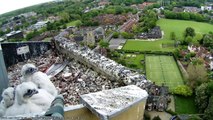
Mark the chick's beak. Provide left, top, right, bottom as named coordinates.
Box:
left=32, top=89, right=38, bottom=95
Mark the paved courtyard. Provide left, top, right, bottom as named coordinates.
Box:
left=109, top=38, right=126, bottom=50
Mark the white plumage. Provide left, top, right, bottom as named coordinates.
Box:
left=0, top=100, right=6, bottom=117
left=27, top=82, right=54, bottom=111
left=21, top=63, right=58, bottom=97
left=1, top=87, right=15, bottom=108
left=5, top=82, right=43, bottom=116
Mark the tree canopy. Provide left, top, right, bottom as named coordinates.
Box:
left=184, top=27, right=196, bottom=38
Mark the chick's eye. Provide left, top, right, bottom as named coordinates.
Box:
left=27, top=89, right=32, bottom=94
left=29, top=68, right=34, bottom=72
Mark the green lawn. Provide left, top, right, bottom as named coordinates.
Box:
left=122, top=19, right=213, bottom=52
left=145, top=55, right=184, bottom=89
left=122, top=40, right=174, bottom=52
left=66, top=20, right=81, bottom=27
left=111, top=53, right=145, bottom=73
left=174, top=95, right=198, bottom=114
left=123, top=54, right=145, bottom=69
left=157, top=18, right=213, bottom=40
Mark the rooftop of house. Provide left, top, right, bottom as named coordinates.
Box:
left=35, top=21, right=49, bottom=26
left=183, top=6, right=201, bottom=12
left=138, top=2, right=155, bottom=9
left=5, top=30, right=22, bottom=37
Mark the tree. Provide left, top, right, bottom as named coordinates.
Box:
left=185, top=36, right=193, bottom=45
left=132, top=24, right=140, bottom=34
left=204, top=96, right=213, bottom=120
left=187, top=63, right=208, bottom=89
left=191, top=58, right=204, bottom=65
left=180, top=12, right=190, bottom=20
left=170, top=32, right=176, bottom=40
left=195, top=14, right=204, bottom=22
left=62, top=24, right=67, bottom=29
left=99, top=39, right=109, bottom=48
left=99, top=39, right=109, bottom=55
left=193, top=33, right=202, bottom=45
left=46, top=22, right=56, bottom=31
left=121, top=32, right=134, bottom=39
left=25, top=30, right=40, bottom=41
left=173, top=48, right=182, bottom=59
left=6, top=28, right=11, bottom=34
left=0, top=30, right=4, bottom=36
left=164, top=10, right=177, bottom=19
left=195, top=83, right=209, bottom=113
left=184, top=27, right=195, bottom=38
left=60, top=12, right=70, bottom=22
left=14, top=25, right=20, bottom=31
left=106, top=8, right=116, bottom=14
left=139, top=10, right=158, bottom=32
left=115, top=6, right=124, bottom=14
left=203, top=34, right=213, bottom=48
left=112, top=32, right=119, bottom=38
left=207, top=81, right=213, bottom=95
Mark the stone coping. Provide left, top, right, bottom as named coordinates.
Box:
left=80, top=85, right=148, bottom=120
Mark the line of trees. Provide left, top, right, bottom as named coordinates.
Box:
left=164, top=10, right=211, bottom=23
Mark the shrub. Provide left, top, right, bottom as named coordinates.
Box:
left=172, top=85, right=193, bottom=97
left=207, top=81, right=213, bottom=95
left=128, top=63, right=137, bottom=68
left=195, top=83, right=209, bottom=113
left=190, top=52, right=196, bottom=57
left=121, top=32, right=134, bottom=39
left=204, top=96, right=213, bottom=120
left=112, top=32, right=120, bottom=38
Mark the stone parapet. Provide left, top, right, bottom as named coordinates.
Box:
left=53, top=31, right=151, bottom=88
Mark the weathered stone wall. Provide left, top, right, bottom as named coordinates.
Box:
left=54, top=41, right=117, bottom=82
left=0, top=45, right=8, bottom=101
left=53, top=31, right=150, bottom=88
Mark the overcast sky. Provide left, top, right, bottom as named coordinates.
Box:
left=0, top=0, right=54, bottom=15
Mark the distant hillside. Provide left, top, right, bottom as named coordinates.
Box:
left=0, top=0, right=87, bottom=24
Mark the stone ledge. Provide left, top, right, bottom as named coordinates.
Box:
left=80, top=85, right=148, bottom=120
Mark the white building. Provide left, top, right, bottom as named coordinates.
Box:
left=33, top=21, right=49, bottom=30
left=201, top=6, right=212, bottom=11
left=210, top=61, right=213, bottom=70
left=20, top=12, right=37, bottom=18
left=0, top=38, right=5, bottom=42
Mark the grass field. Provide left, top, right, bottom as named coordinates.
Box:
left=174, top=95, right=198, bottom=114
left=66, top=20, right=81, bottom=27
left=122, top=19, right=213, bottom=52
left=122, top=40, right=174, bottom=52
left=157, top=18, right=213, bottom=40
left=145, top=55, right=184, bottom=89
